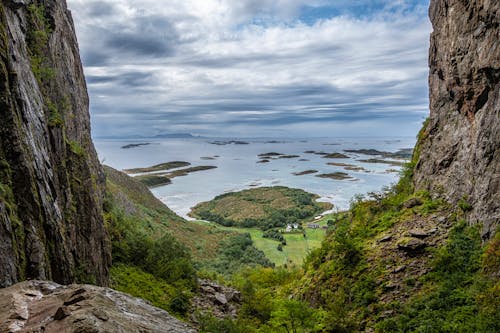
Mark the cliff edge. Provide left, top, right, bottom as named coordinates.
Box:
left=0, top=0, right=110, bottom=287
left=414, top=0, right=499, bottom=238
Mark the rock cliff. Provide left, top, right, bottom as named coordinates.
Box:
left=414, top=0, right=499, bottom=238
left=0, top=280, right=195, bottom=332
left=0, top=0, right=110, bottom=287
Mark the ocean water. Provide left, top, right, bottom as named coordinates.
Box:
left=94, top=137, right=416, bottom=218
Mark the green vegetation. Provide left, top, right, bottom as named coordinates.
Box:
left=322, top=152, right=349, bottom=159
left=47, top=100, right=63, bottom=127
left=198, top=220, right=328, bottom=266
left=315, top=172, right=352, bottom=180
left=262, top=230, right=286, bottom=244
left=26, top=3, right=55, bottom=84
left=68, top=140, right=84, bottom=156
left=293, top=170, right=318, bottom=176
left=358, top=158, right=405, bottom=166
left=195, top=156, right=498, bottom=331
left=202, top=233, right=274, bottom=277
left=134, top=165, right=217, bottom=188
left=135, top=174, right=172, bottom=187
left=124, top=161, right=191, bottom=174
left=376, top=222, right=500, bottom=332
left=190, top=186, right=331, bottom=230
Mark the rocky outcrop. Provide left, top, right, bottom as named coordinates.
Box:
left=0, top=0, right=110, bottom=287
left=414, top=0, right=499, bottom=238
left=192, top=279, right=241, bottom=321
left=0, top=280, right=196, bottom=332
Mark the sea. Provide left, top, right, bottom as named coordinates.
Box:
left=94, top=137, right=416, bottom=219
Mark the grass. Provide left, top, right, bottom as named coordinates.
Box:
left=105, top=166, right=236, bottom=261
left=190, top=186, right=331, bottom=229
left=193, top=215, right=332, bottom=266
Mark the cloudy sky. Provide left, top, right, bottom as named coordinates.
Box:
left=67, top=0, right=431, bottom=138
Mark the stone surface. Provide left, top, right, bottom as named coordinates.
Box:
left=0, top=280, right=196, bottom=333
left=414, top=0, right=499, bottom=239
left=397, top=238, right=427, bottom=253
left=0, top=0, right=110, bottom=287
left=192, top=279, right=241, bottom=321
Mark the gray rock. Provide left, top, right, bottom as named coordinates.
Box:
left=408, top=229, right=431, bottom=239
left=0, top=280, right=196, bottom=333
left=398, top=238, right=427, bottom=253
left=214, top=292, right=228, bottom=305
left=415, top=0, right=500, bottom=239
left=0, top=0, right=110, bottom=287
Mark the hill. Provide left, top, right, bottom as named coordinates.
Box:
left=190, top=186, right=332, bottom=229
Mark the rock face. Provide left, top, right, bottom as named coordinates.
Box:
left=415, top=0, right=499, bottom=238
left=0, top=0, right=110, bottom=287
left=0, top=280, right=196, bottom=333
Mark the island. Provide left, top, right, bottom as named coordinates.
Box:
left=124, top=161, right=191, bottom=174
left=315, top=172, right=353, bottom=180
left=120, top=142, right=152, bottom=149
left=189, top=186, right=331, bottom=230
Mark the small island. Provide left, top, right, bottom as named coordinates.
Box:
left=293, top=170, right=318, bottom=176
left=134, top=162, right=217, bottom=188
left=322, top=152, right=350, bottom=159
left=120, top=142, right=152, bottom=149
left=344, top=148, right=412, bottom=159
left=316, top=172, right=353, bottom=180
left=358, top=158, right=405, bottom=166
left=124, top=161, right=191, bottom=174
left=190, top=186, right=331, bottom=229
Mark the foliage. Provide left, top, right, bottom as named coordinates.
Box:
left=110, top=264, right=180, bottom=314
left=205, top=233, right=274, bottom=277
left=47, top=100, right=63, bottom=127
left=191, top=186, right=329, bottom=230
left=104, top=196, right=196, bottom=289
left=263, top=229, right=286, bottom=244
left=376, top=222, right=499, bottom=332
left=26, top=3, right=55, bottom=84
left=68, top=140, right=84, bottom=156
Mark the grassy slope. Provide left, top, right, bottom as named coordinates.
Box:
left=190, top=186, right=331, bottom=229
left=105, top=165, right=236, bottom=263
left=200, top=138, right=498, bottom=331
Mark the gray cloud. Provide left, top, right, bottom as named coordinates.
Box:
left=68, top=0, right=431, bottom=138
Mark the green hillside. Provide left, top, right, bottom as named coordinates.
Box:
left=190, top=186, right=332, bottom=229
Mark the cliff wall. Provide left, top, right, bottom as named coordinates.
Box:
left=414, top=0, right=499, bottom=238
left=0, top=0, right=110, bottom=287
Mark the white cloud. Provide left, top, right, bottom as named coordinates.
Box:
left=67, top=0, right=431, bottom=138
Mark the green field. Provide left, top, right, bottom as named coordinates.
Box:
left=193, top=215, right=333, bottom=266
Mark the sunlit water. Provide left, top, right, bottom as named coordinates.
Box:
left=94, top=137, right=415, bottom=218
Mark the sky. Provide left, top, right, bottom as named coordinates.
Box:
left=67, top=0, right=432, bottom=138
